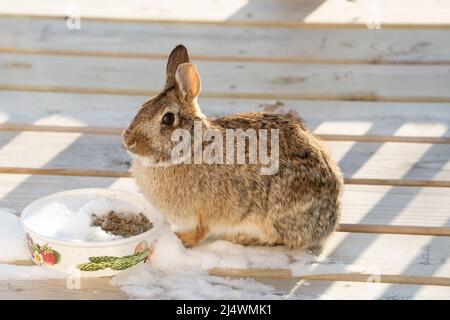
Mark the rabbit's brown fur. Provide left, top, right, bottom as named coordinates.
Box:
left=123, top=45, right=343, bottom=250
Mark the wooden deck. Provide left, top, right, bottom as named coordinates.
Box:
left=1, top=0, right=450, bottom=299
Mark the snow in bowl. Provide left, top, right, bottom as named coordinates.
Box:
left=20, top=188, right=164, bottom=277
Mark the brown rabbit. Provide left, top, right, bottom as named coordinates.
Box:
left=123, top=45, right=343, bottom=250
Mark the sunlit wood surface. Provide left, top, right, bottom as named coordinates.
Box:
left=0, top=1, right=449, bottom=299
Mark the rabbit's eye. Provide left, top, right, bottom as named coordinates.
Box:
left=162, top=112, right=175, bottom=126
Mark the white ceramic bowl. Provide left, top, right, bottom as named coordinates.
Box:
left=21, top=188, right=164, bottom=277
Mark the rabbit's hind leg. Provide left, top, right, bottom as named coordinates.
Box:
left=222, top=233, right=282, bottom=247
left=273, top=202, right=339, bottom=250
left=219, top=215, right=281, bottom=247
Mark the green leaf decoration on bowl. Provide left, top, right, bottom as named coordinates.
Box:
left=77, top=249, right=150, bottom=271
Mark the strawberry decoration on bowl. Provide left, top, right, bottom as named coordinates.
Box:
left=26, top=233, right=61, bottom=266
left=41, top=244, right=61, bottom=266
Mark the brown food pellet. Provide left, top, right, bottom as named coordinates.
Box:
left=92, top=211, right=153, bottom=238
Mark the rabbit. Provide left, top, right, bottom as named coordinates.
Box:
left=123, top=44, right=344, bottom=250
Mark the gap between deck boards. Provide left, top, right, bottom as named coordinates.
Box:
left=208, top=269, right=450, bottom=287
left=2, top=124, right=450, bottom=144
left=4, top=260, right=450, bottom=288
left=2, top=85, right=450, bottom=104
left=2, top=13, right=450, bottom=30
left=2, top=48, right=450, bottom=66
left=2, top=167, right=450, bottom=188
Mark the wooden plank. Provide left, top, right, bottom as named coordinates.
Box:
left=0, top=174, right=137, bottom=212
left=1, top=132, right=449, bottom=181
left=209, top=269, right=450, bottom=287
left=0, top=0, right=449, bottom=27
left=3, top=17, right=450, bottom=64
left=327, top=141, right=450, bottom=181
left=0, top=0, right=294, bottom=25
left=344, top=179, right=450, bottom=188
left=0, top=278, right=126, bottom=299
left=2, top=174, right=450, bottom=228
left=298, top=0, right=450, bottom=27
left=315, top=232, right=450, bottom=278
left=337, top=224, right=450, bottom=237
left=1, top=54, right=450, bottom=102
left=0, top=167, right=128, bottom=178
left=0, top=132, right=130, bottom=172
left=319, top=135, right=450, bottom=144
left=257, top=279, right=450, bottom=300
left=341, top=185, right=450, bottom=227
left=1, top=92, right=449, bottom=138
left=2, top=277, right=450, bottom=299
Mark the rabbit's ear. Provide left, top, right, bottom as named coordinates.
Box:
left=175, top=63, right=201, bottom=102
left=165, top=45, right=190, bottom=89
